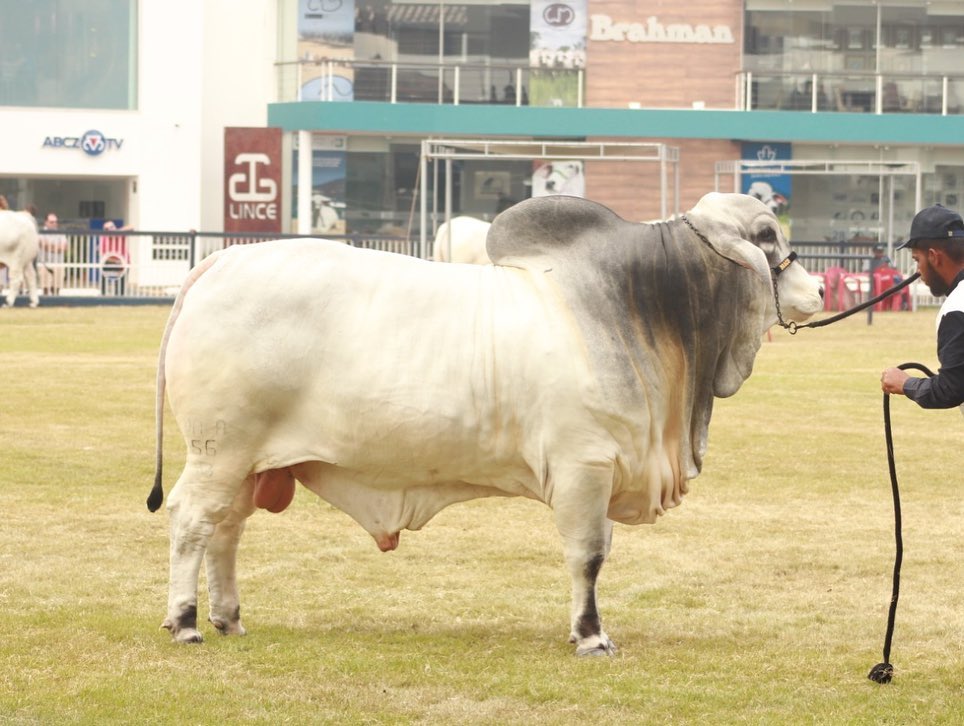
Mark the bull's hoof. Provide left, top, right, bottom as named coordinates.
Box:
left=210, top=616, right=246, bottom=636
left=162, top=618, right=204, bottom=644
left=174, top=628, right=204, bottom=644
left=574, top=635, right=616, bottom=657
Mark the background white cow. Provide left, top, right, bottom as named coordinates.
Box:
left=148, top=193, right=822, bottom=654
left=431, top=215, right=491, bottom=264
left=0, top=210, right=39, bottom=308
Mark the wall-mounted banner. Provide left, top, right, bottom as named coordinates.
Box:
left=224, top=127, right=283, bottom=233
left=298, top=0, right=355, bottom=101
left=741, top=142, right=792, bottom=238
left=530, top=0, right=587, bottom=107
left=293, top=135, right=346, bottom=235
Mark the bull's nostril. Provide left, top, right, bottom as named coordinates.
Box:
left=818, top=286, right=825, bottom=299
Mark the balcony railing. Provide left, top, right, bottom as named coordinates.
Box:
left=276, top=58, right=584, bottom=107
left=737, top=71, right=964, bottom=114
left=278, top=58, right=964, bottom=116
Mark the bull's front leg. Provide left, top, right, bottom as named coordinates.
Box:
left=550, top=463, right=616, bottom=656
left=204, top=475, right=256, bottom=636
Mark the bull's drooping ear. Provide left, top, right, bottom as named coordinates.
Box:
left=709, top=236, right=773, bottom=398
left=713, top=274, right=769, bottom=397
left=704, top=234, right=772, bottom=283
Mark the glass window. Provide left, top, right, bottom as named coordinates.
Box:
left=0, top=0, right=136, bottom=109
left=344, top=142, right=422, bottom=235
left=354, top=2, right=527, bottom=63
left=744, top=8, right=835, bottom=74
left=746, top=2, right=964, bottom=79
left=352, top=1, right=528, bottom=103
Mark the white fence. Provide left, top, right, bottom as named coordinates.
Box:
left=2, top=230, right=418, bottom=301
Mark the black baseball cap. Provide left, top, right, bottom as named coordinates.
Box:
left=898, top=204, right=964, bottom=249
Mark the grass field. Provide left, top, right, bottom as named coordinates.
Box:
left=1, top=305, right=962, bottom=724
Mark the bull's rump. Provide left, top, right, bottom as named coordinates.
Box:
left=165, top=239, right=587, bottom=489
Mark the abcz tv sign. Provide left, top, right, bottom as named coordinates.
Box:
left=224, top=127, right=282, bottom=233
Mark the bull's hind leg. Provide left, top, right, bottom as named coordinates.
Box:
left=205, top=474, right=256, bottom=636
left=163, top=463, right=248, bottom=643
left=551, top=463, right=616, bottom=656
left=4, top=264, right=24, bottom=307
left=24, top=263, right=39, bottom=308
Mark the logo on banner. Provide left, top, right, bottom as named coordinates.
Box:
left=228, top=153, right=278, bottom=219
left=42, top=129, right=123, bottom=156
left=756, top=144, right=778, bottom=162
left=543, top=4, right=575, bottom=27
left=224, top=127, right=282, bottom=233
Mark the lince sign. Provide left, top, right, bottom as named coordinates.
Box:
left=590, top=14, right=735, bottom=45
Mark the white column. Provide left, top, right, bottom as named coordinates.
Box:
left=297, top=130, right=313, bottom=235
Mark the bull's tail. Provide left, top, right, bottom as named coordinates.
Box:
left=147, top=252, right=224, bottom=512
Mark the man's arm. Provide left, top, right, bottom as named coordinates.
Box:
left=901, top=310, right=964, bottom=408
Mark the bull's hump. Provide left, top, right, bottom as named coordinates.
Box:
left=486, top=195, right=627, bottom=265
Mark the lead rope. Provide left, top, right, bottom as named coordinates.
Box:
left=867, top=362, right=936, bottom=684
left=774, top=270, right=920, bottom=334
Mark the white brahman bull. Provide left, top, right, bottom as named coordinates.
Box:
left=147, top=192, right=823, bottom=653
left=0, top=210, right=39, bottom=308
left=431, top=215, right=491, bottom=264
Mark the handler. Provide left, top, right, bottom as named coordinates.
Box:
left=880, top=204, right=964, bottom=411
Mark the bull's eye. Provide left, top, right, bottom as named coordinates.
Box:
left=757, top=226, right=777, bottom=243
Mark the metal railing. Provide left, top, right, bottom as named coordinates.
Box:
left=276, top=58, right=585, bottom=107
left=1, top=230, right=416, bottom=301
left=737, top=71, right=964, bottom=114
left=787, top=240, right=938, bottom=308
left=7, top=228, right=942, bottom=308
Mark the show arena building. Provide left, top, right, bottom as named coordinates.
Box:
left=1, top=0, right=963, bottom=288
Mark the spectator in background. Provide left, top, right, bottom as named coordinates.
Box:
left=865, top=243, right=892, bottom=274
left=38, top=212, right=68, bottom=295
left=0, top=194, right=8, bottom=210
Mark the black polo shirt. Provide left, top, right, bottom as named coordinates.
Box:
left=903, top=269, right=964, bottom=410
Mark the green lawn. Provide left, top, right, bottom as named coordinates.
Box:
left=1, top=306, right=962, bottom=724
